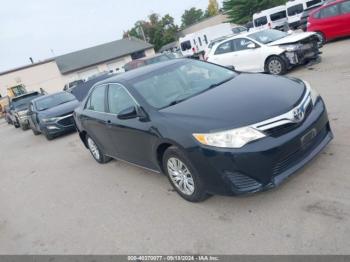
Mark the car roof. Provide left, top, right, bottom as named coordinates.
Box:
left=31, top=91, right=67, bottom=103
left=11, top=91, right=40, bottom=101
left=253, top=5, right=286, bottom=17
left=97, top=59, right=188, bottom=85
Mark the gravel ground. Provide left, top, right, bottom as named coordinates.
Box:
left=0, top=38, right=350, bottom=255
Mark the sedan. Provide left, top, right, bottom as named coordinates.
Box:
left=207, top=29, right=321, bottom=75
left=74, top=59, right=333, bottom=202
left=28, top=92, right=79, bottom=140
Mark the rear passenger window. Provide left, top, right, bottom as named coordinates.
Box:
left=320, top=4, right=340, bottom=18
left=340, top=0, right=350, bottom=14
left=86, top=85, right=106, bottom=112
left=215, top=40, right=233, bottom=55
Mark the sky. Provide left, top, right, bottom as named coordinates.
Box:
left=0, top=0, right=222, bottom=72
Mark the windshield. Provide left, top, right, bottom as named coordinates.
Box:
left=130, top=60, right=237, bottom=109
left=36, top=92, right=76, bottom=111
left=12, top=93, right=40, bottom=108
left=248, top=29, right=287, bottom=44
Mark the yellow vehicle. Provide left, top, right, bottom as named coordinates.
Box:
left=0, top=85, right=27, bottom=116
left=7, top=84, right=27, bottom=98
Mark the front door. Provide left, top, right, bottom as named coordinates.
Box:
left=105, top=83, right=158, bottom=170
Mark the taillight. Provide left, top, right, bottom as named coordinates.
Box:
left=268, top=22, right=272, bottom=28
left=192, top=47, right=196, bottom=53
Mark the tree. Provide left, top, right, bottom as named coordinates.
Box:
left=123, top=13, right=178, bottom=51
left=181, top=8, right=204, bottom=28
left=206, top=0, right=219, bottom=17
left=223, top=0, right=287, bottom=24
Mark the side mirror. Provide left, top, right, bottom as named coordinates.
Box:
left=117, top=106, right=138, bottom=120
left=226, top=65, right=235, bottom=71
left=247, top=43, right=256, bottom=49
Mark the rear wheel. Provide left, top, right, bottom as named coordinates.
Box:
left=86, top=135, right=112, bottom=164
left=163, top=146, right=209, bottom=202
left=266, top=56, right=286, bottom=75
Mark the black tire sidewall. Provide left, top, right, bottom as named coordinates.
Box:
left=86, top=135, right=111, bottom=164
left=163, top=146, right=208, bottom=202
left=266, top=56, right=286, bottom=75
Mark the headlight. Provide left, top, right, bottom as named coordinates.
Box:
left=42, top=117, right=59, bottom=123
left=193, top=127, right=265, bottom=149
left=279, top=44, right=302, bottom=52
left=303, top=80, right=319, bottom=105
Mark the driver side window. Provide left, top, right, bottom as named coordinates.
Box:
left=107, top=84, right=136, bottom=115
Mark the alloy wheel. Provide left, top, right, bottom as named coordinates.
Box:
left=167, top=157, right=195, bottom=195
left=87, top=137, right=100, bottom=160
left=268, top=59, right=282, bottom=75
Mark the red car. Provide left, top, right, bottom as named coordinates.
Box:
left=307, top=0, right=350, bottom=44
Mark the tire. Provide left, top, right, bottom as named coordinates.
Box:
left=315, top=31, right=326, bottom=47
left=265, top=56, right=286, bottom=75
left=21, top=123, right=29, bottom=131
left=86, top=135, right=112, bottom=164
left=32, top=128, right=41, bottom=136
left=44, top=131, right=54, bottom=141
left=14, top=118, right=20, bottom=128
left=162, top=146, right=209, bottom=202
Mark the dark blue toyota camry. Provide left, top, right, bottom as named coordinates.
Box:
left=74, top=59, right=333, bottom=202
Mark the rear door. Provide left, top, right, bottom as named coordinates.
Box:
left=210, top=39, right=234, bottom=67
left=105, top=83, right=158, bottom=170
left=230, top=38, right=264, bottom=72
left=318, top=3, right=342, bottom=39
left=339, top=0, right=350, bottom=36
left=81, top=84, right=115, bottom=156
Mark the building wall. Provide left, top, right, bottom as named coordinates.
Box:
left=0, top=60, right=65, bottom=96
left=0, top=47, right=156, bottom=97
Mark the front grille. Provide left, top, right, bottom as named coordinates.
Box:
left=57, top=115, right=74, bottom=126
left=225, top=172, right=262, bottom=191
left=272, top=125, right=327, bottom=176
left=265, top=102, right=313, bottom=137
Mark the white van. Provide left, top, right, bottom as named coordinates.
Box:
left=179, top=23, right=240, bottom=58
left=286, top=0, right=324, bottom=29
left=253, top=5, right=288, bottom=31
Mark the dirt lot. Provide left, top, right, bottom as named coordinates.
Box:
left=0, top=38, right=350, bottom=255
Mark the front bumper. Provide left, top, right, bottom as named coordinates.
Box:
left=17, top=115, right=29, bottom=127
left=41, top=114, right=76, bottom=137
left=187, top=98, right=333, bottom=196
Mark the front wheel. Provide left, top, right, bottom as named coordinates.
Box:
left=266, top=56, right=286, bottom=75
left=315, top=32, right=326, bottom=47
left=14, top=118, right=20, bottom=128
left=86, top=135, right=112, bottom=164
left=163, top=146, right=209, bottom=202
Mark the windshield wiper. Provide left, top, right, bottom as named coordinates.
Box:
left=206, top=76, right=235, bottom=90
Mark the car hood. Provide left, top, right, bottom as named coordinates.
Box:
left=267, top=32, right=316, bottom=46
left=39, top=100, right=80, bottom=118
left=159, top=73, right=306, bottom=132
